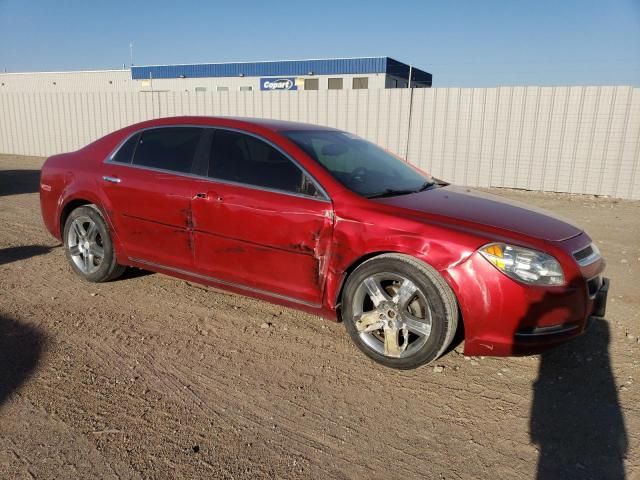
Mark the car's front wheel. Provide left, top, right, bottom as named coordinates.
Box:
left=342, top=253, right=459, bottom=369
left=63, top=205, right=125, bottom=282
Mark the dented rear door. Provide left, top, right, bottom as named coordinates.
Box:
left=101, top=126, right=206, bottom=271
left=101, top=164, right=195, bottom=271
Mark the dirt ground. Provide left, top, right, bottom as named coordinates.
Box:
left=0, top=154, right=638, bottom=480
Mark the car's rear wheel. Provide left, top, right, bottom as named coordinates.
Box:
left=342, top=253, right=458, bottom=370
left=63, top=205, right=125, bottom=282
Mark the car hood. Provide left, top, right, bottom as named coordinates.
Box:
left=372, top=185, right=583, bottom=242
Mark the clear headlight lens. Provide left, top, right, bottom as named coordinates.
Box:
left=479, top=243, right=565, bottom=286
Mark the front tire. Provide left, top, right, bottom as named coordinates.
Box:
left=342, top=254, right=458, bottom=370
left=63, top=205, right=125, bottom=283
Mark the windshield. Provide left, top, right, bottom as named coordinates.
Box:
left=283, top=130, right=435, bottom=198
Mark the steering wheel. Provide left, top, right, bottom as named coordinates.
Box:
left=349, top=167, right=368, bottom=184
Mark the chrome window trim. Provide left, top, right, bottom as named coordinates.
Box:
left=103, top=124, right=331, bottom=203
left=572, top=243, right=601, bottom=267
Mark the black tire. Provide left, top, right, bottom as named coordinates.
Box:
left=62, top=205, right=126, bottom=283
left=342, top=253, right=458, bottom=370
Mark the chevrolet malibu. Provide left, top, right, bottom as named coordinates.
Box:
left=40, top=117, right=608, bottom=369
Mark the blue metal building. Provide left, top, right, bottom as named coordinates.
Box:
left=130, top=57, right=432, bottom=92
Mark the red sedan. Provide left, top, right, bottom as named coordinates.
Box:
left=40, top=116, right=608, bottom=369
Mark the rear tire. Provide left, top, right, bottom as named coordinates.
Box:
left=63, top=205, right=125, bottom=282
left=342, top=253, right=458, bottom=370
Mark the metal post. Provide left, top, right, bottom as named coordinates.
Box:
left=149, top=71, right=156, bottom=117
left=129, top=42, right=134, bottom=67
left=405, top=65, right=414, bottom=160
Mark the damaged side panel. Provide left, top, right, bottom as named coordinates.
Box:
left=323, top=206, right=485, bottom=313
left=98, top=164, right=195, bottom=271
left=189, top=179, right=334, bottom=306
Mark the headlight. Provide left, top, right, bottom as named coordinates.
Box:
left=479, top=243, right=565, bottom=286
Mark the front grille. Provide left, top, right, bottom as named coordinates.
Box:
left=574, top=245, right=594, bottom=262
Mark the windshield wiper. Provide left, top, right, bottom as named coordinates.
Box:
left=417, top=180, right=436, bottom=192
left=366, top=188, right=419, bottom=199
left=367, top=181, right=437, bottom=199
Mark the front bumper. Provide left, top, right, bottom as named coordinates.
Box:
left=591, top=277, right=609, bottom=318
left=445, top=250, right=608, bottom=357
left=509, top=277, right=609, bottom=355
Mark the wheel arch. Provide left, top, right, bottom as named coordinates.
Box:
left=59, top=198, right=93, bottom=237
left=58, top=196, right=123, bottom=262
left=332, top=250, right=465, bottom=341
left=59, top=199, right=127, bottom=283
left=332, top=250, right=404, bottom=319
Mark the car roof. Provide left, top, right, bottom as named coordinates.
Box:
left=128, top=116, right=340, bottom=133
left=227, top=117, right=339, bottom=132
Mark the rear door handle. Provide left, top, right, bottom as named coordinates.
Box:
left=103, top=176, right=121, bottom=184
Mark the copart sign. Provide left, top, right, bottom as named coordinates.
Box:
left=260, top=77, right=298, bottom=91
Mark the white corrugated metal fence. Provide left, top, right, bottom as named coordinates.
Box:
left=1, top=86, right=639, bottom=199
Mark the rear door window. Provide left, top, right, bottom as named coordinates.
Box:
left=132, top=127, right=204, bottom=174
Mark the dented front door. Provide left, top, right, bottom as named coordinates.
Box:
left=190, top=180, right=334, bottom=306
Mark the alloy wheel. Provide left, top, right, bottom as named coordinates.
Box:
left=66, top=215, right=104, bottom=274
left=351, top=273, right=432, bottom=358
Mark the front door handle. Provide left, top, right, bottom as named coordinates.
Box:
left=103, top=176, right=121, bottom=184
left=194, top=192, right=223, bottom=202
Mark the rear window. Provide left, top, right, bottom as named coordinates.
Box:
left=132, top=127, right=203, bottom=173
left=111, top=133, right=140, bottom=164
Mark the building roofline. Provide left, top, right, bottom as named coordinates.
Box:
left=132, top=56, right=390, bottom=68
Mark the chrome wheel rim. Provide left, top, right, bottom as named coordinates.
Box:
left=67, top=216, right=104, bottom=274
left=352, top=273, right=432, bottom=358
